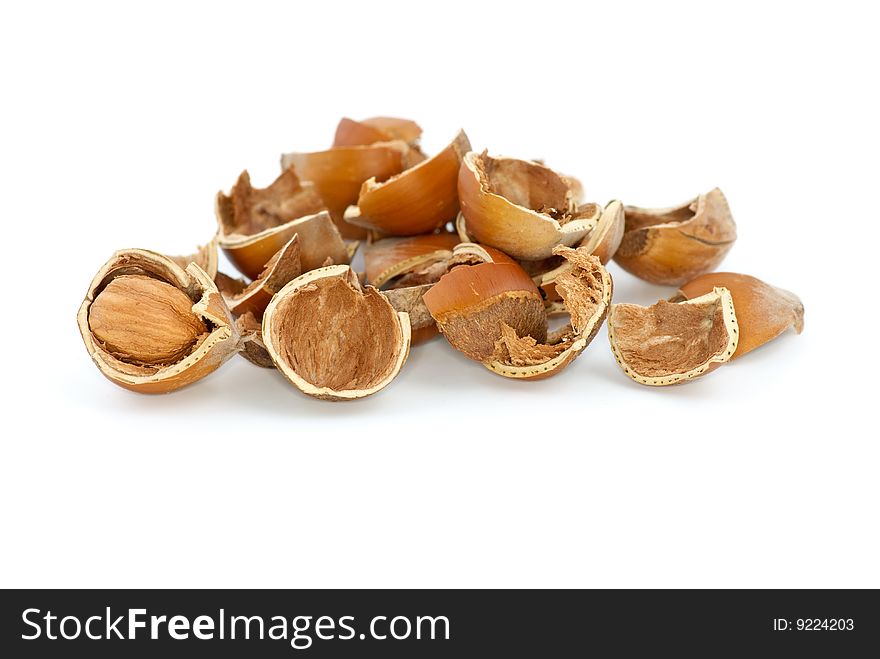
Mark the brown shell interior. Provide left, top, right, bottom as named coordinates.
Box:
left=268, top=275, right=403, bottom=391
left=477, top=153, right=574, bottom=222
left=492, top=248, right=608, bottom=367
left=217, top=169, right=325, bottom=238
left=623, top=200, right=695, bottom=232
left=611, top=297, right=730, bottom=377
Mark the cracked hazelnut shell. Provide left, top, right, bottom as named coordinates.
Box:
left=215, top=169, right=349, bottom=279
left=457, top=151, right=598, bottom=260
left=671, top=272, right=804, bottom=359
left=487, top=246, right=612, bottom=380
left=608, top=287, right=738, bottom=386
left=614, top=188, right=737, bottom=286
left=423, top=256, right=546, bottom=363
left=364, top=232, right=460, bottom=288
left=262, top=265, right=411, bottom=400
left=354, top=131, right=471, bottom=235
left=535, top=200, right=623, bottom=306
left=221, top=208, right=348, bottom=283
left=78, top=249, right=240, bottom=393
left=222, top=234, right=302, bottom=318
left=280, top=142, right=407, bottom=223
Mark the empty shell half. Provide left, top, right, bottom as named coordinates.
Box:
left=457, top=151, right=598, bottom=260
left=354, top=131, right=471, bottom=235
left=614, top=188, right=737, bottom=286
left=608, top=287, right=738, bottom=386
left=262, top=265, right=411, bottom=400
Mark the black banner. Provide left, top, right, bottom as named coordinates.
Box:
left=1, top=589, right=876, bottom=657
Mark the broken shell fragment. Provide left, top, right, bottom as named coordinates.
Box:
left=280, top=142, right=407, bottom=221
left=446, top=242, right=518, bottom=268
left=423, top=256, right=546, bottom=363
left=77, top=249, right=240, bottom=393
left=223, top=234, right=302, bottom=318
left=215, top=168, right=349, bottom=279
left=333, top=117, right=397, bottom=147
left=608, top=287, right=738, bottom=386
left=333, top=116, right=423, bottom=148
left=359, top=117, right=423, bottom=144
left=487, top=246, right=613, bottom=379
left=457, top=151, right=597, bottom=260
left=215, top=168, right=324, bottom=238
left=579, top=199, right=625, bottom=265
left=614, top=188, right=737, bottom=286
left=217, top=203, right=348, bottom=282
left=671, top=273, right=804, bottom=359
left=355, top=131, right=471, bottom=235
left=535, top=201, right=618, bottom=302
left=364, top=232, right=460, bottom=288
left=262, top=265, right=411, bottom=400
left=382, top=283, right=439, bottom=345
left=236, top=311, right=275, bottom=368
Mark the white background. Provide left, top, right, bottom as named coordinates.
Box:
left=1, top=1, right=877, bottom=588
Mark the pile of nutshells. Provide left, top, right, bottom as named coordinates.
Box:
left=77, top=117, right=804, bottom=399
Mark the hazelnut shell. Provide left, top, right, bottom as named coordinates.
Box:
left=457, top=151, right=596, bottom=260
left=671, top=272, right=803, bottom=359
left=382, top=283, right=439, bottom=345
left=354, top=131, right=471, bottom=235
left=224, top=234, right=302, bottom=318
left=216, top=208, right=348, bottom=282
left=608, top=287, right=738, bottom=386
left=364, top=232, right=460, bottom=288
left=533, top=202, right=606, bottom=300
left=333, top=116, right=423, bottom=147
left=424, top=259, right=546, bottom=363
left=78, top=249, right=240, bottom=393
left=262, top=265, right=411, bottom=400
left=280, top=142, right=407, bottom=220
left=614, top=188, right=737, bottom=286
left=486, top=246, right=613, bottom=380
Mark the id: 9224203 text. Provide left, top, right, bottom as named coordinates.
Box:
left=772, top=618, right=854, bottom=631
